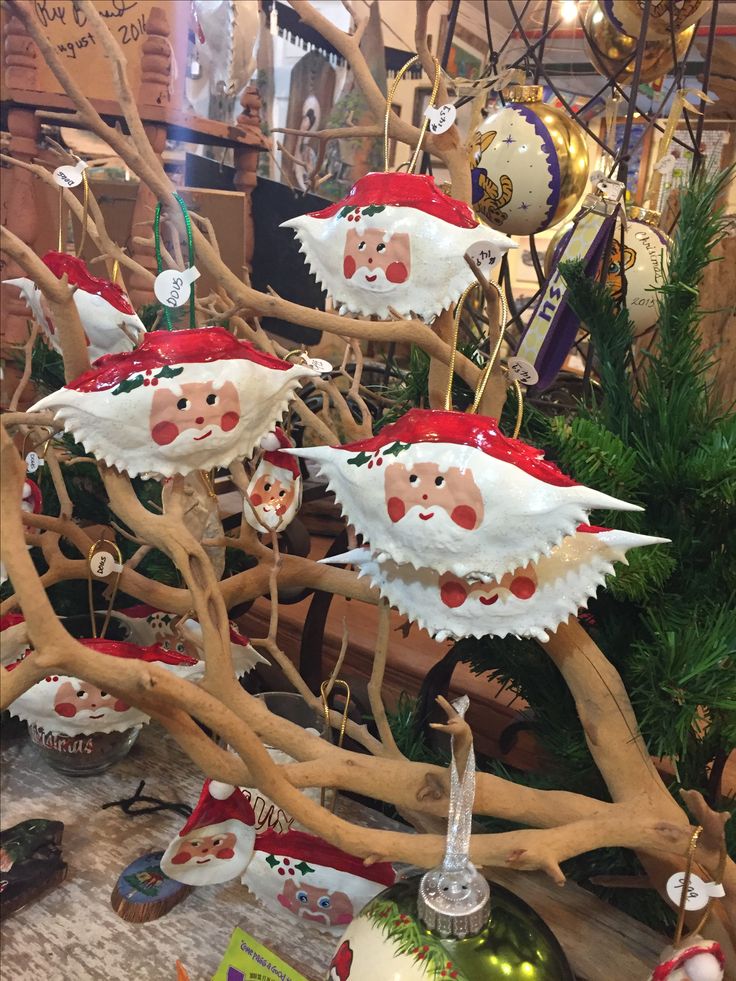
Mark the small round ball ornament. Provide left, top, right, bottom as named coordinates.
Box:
left=469, top=85, right=589, bottom=237
left=585, top=1, right=695, bottom=84
left=600, top=1, right=712, bottom=38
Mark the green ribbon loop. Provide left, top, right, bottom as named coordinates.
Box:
left=153, top=192, right=196, bottom=331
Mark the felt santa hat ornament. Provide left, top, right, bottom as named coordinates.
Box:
left=281, top=171, right=517, bottom=321
left=244, top=428, right=303, bottom=532
left=6, top=639, right=204, bottom=736
left=161, top=780, right=257, bottom=886
left=241, top=828, right=395, bottom=934
left=325, top=526, right=669, bottom=642
left=650, top=939, right=725, bottom=981
left=30, top=328, right=317, bottom=479
left=4, top=252, right=145, bottom=362
left=289, top=408, right=643, bottom=581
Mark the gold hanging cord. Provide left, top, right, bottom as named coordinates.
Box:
left=384, top=55, right=442, bottom=174
left=672, top=824, right=728, bottom=946
left=86, top=538, right=124, bottom=640
left=319, top=678, right=351, bottom=812
left=76, top=167, right=90, bottom=257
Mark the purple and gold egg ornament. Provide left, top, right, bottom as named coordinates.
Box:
left=469, top=85, right=589, bottom=237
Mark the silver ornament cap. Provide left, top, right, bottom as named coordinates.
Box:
left=417, top=695, right=491, bottom=939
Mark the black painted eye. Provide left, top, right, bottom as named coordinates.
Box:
left=76, top=690, right=87, bottom=698
left=264, top=482, right=271, bottom=492
left=279, top=489, right=287, bottom=497
left=206, top=393, right=218, bottom=406
left=100, top=691, right=108, bottom=697
left=435, top=476, right=444, bottom=487
left=409, top=474, right=418, bottom=484
left=177, top=398, right=189, bottom=411
left=376, top=243, right=386, bottom=253
left=357, top=241, right=366, bottom=251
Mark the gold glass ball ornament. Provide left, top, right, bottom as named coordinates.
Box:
left=543, top=219, right=575, bottom=278
left=469, top=85, right=590, bottom=237
left=600, top=0, right=712, bottom=38
left=328, top=874, right=574, bottom=981
left=585, top=1, right=695, bottom=85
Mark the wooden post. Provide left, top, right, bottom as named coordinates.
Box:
left=234, top=85, right=263, bottom=272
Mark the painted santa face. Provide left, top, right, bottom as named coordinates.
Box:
left=279, top=879, right=354, bottom=927
left=30, top=328, right=317, bottom=478
left=291, top=409, right=643, bottom=581
left=149, top=380, right=241, bottom=448
left=53, top=679, right=128, bottom=722
left=244, top=430, right=303, bottom=532
left=331, top=527, right=668, bottom=642
left=169, top=831, right=238, bottom=867
left=343, top=228, right=410, bottom=292
left=282, top=171, right=516, bottom=321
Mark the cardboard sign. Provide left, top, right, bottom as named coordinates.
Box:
left=212, top=928, right=308, bottom=981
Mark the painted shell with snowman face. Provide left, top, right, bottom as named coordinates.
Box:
left=281, top=172, right=517, bottom=321
left=30, top=328, right=317, bottom=479
left=5, top=639, right=207, bottom=735
left=326, top=526, right=668, bottom=642
left=290, top=409, right=643, bottom=582
left=244, top=429, right=302, bottom=532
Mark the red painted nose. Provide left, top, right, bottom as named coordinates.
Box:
left=195, top=416, right=204, bottom=425
left=368, top=257, right=373, bottom=264
left=422, top=494, right=428, bottom=500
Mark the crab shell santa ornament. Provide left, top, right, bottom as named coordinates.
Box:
left=244, top=428, right=302, bottom=532
left=30, top=328, right=317, bottom=479
left=650, top=938, right=724, bottom=981
left=327, top=525, right=668, bottom=642
left=281, top=171, right=516, bottom=321
left=4, top=252, right=145, bottom=361
left=290, top=409, right=642, bottom=582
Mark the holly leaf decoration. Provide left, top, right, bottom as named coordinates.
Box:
left=383, top=441, right=411, bottom=458
left=294, top=860, right=315, bottom=875
left=265, top=854, right=280, bottom=869
left=338, top=206, right=355, bottom=219
left=365, top=898, right=469, bottom=981
left=156, top=365, right=184, bottom=381
left=361, top=205, right=386, bottom=217
left=112, top=364, right=182, bottom=396
left=347, top=451, right=373, bottom=468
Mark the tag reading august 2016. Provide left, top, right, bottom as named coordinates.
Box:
left=211, top=927, right=309, bottom=981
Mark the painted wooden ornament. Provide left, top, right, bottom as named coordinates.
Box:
left=3, top=252, right=145, bottom=361
left=585, top=1, right=695, bottom=84
left=649, top=938, right=725, bottom=981
left=244, top=428, right=302, bottom=532
left=546, top=208, right=671, bottom=334
left=281, top=171, right=516, bottom=321
left=469, top=85, right=589, bottom=237
left=111, top=851, right=192, bottom=923
left=161, top=781, right=257, bottom=887
left=241, top=828, right=395, bottom=935
left=600, top=0, right=712, bottom=38
left=326, top=526, right=668, bottom=642
left=30, top=327, right=317, bottom=478
left=289, top=409, right=642, bottom=582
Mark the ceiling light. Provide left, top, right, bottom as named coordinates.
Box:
left=561, top=0, right=578, bottom=22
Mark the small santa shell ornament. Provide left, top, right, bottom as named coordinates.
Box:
left=4, top=252, right=145, bottom=362
left=244, top=428, right=302, bottom=532
left=650, top=938, right=724, bottom=981
left=161, top=780, right=257, bottom=886
left=290, top=408, right=642, bottom=582
left=326, top=526, right=668, bottom=642
left=21, top=479, right=43, bottom=516
left=281, top=171, right=516, bottom=321
left=241, top=828, right=395, bottom=934
left=30, top=327, right=317, bottom=479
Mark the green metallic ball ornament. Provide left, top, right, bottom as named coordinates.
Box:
left=327, top=875, right=574, bottom=981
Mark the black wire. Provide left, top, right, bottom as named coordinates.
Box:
left=102, top=781, right=193, bottom=819
left=693, top=0, right=720, bottom=175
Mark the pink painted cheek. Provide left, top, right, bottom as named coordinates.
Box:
left=343, top=255, right=357, bottom=279
left=385, top=261, right=408, bottom=284
left=152, top=421, right=180, bottom=446
left=277, top=893, right=293, bottom=910
left=510, top=576, right=536, bottom=600
left=335, top=913, right=353, bottom=925
left=220, top=411, right=239, bottom=432
left=387, top=497, right=406, bottom=523
left=215, top=847, right=235, bottom=860
left=450, top=505, right=478, bottom=530
left=250, top=493, right=263, bottom=506
left=440, top=580, right=468, bottom=609
left=54, top=702, right=77, bottom=718
left=171, top=851, right=191, bottom=865
left=113, top=698, right=129, bottom=712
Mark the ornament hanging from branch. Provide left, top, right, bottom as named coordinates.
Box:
left=600, top=0, right=712, bottom=38
left=29, top=328, right=317, bottom=478
left=244, top=428, right=302, bottom=532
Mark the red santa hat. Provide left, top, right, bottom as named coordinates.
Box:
left=42, top=251, right=136, bottom=315
left=329, top=940, right=354, bottom=981
left=651, top=941, right=725, bottom=981
left=21, top=479, right=43, bottom=514
left=306, top=172, right=479, bottom=229
left=253, top=828, right=395, bottom=886
left=259, top=428, right=301, bottom=480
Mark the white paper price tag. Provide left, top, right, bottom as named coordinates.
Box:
left=304, top=357, right=333, bottom=374
left=90, top=551, right=124, bottom=579
left=25, top=452, right=43, bottom=473
left=154, top=267, right=201, bottom=308
left=506, top=357, right=539, bottom=386
left=425, top=103, right=456, bottom=135
left=465, top=241, right=501, bottom=272
left=666, top=872, right=726, bottom=912
left=53, top=159, right=88, bottom=188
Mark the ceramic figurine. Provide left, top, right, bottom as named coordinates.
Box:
left=282, top=171, right=516, bottom=321
left=324, top=525, right=668, bottom=641
left=161, top=781, right=257, bottom=886
left=650, top=937, right=725, bottom=981
left=30, top=327, right=317, bottom=479
left=4, top=251, right=145, bottom=361
left=244, top=428, right=303, bottom=532
left=289, top=408, right=642, bottom=581
left=241, top=828, right=395, bottom=934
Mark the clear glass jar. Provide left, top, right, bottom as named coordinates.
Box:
left=29, top=722, right=141, bottom=776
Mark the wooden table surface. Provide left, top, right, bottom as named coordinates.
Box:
left=1, top=723, right=668, bottom=981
